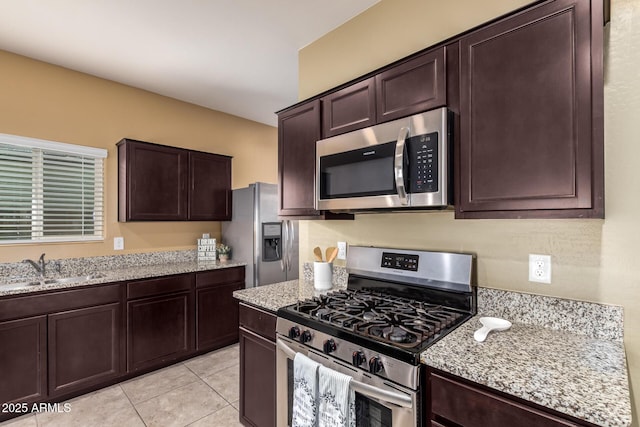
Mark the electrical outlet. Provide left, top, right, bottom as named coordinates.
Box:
left=114, top=237, right=124, bottom=251
left=337, top=241, right=347, bottom=260
left=529, top=254, right=551, bottom=284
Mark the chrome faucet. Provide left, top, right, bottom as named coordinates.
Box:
left=23, top=253, right=46, bottom=278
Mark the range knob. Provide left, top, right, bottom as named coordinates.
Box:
left=352, top=351, right=366, bottom=367
left=300, top=330, right=312, bottom=343
left=323, top=339, right=337, bottom=354
left=288, top=326, right=300, bottom=340
left=368, top=356, right=384, bottom=374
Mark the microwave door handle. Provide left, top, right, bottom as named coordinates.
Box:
left=394, top=127, right=410, bottom=206
left=275, top=338, right=413, bottom=409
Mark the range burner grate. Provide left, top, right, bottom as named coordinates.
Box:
left=291, top=289, right=464, bottom=349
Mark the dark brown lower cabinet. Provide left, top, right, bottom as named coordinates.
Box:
left=127, top=292, right=193, bottom=372
left=0, top=267, right=244, bottom=423
left=48, top=303, right=122, bottom=397
left=196, top=267, right=244, bottom=351
left=428, top=369, right=590, bottom=427
left=0, top=316, right=47, bottom=405
left=239, top=303, right=276, bottom=427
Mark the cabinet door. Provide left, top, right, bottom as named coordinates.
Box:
left=189, top=151, right=232, bottom=221
left=322, top=78, right=376, bottom=137
left=0, top=316, right=47, bottom=405
left=196, top=281, right=243, bottom=351
left=127, top=292, right=193, bottom=372
left=376, top=47, right=446, bottom=123
left=278, top=100, right=322, bottom=216
left=118, top=139, right=189, bottom=221
left=239, top=327, right=276, bottom=427
left=457, top=0, right=603, bottom=218
left=48, top=303, right=122, bottom=397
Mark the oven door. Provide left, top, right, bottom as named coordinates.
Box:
left=276, top=336, right=419, bottom=427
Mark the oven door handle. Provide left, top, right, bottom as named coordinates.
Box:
left=276, top=338, right=413, bottom=409
left=394, top=127, right=410, bottom=206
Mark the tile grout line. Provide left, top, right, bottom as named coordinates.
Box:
left=118, top=384, right=150, bottom=427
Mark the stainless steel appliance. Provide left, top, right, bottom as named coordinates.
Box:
left=222, top=182, right=298, bottom=288
left=276, top=246, right=476, bottom=427
left=316, top=107, right=451, bottom=212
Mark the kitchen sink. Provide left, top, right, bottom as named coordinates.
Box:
left=0, top=273, right=106, bottom=291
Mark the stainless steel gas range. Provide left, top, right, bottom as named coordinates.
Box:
left=275, top=246, right=476, bottom=427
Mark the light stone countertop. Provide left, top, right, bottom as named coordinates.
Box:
left=0, top=260, right=246, bottom=297
left=232, top=278, right=631, bottom=426
left=233, top=278, right=347, bottom=313
left=422, top=317, right=631, bottom=427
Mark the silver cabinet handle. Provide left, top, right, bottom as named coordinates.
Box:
left=275, top=338, right=413, bottom=409
left=394, top=127, right=409, bottom=206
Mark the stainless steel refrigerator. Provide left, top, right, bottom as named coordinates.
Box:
left=222, top=182, right=298, bottom=288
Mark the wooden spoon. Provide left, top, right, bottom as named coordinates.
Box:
left=326, top=247, right=339, bottom=263
left=313, top=246, right=324, bottom=262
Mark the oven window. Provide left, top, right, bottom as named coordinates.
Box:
left=319, top=141, right=397, bottom=199
left=355, top=392, right=393, bottom=427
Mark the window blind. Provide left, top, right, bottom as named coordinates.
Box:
left=0, top=134, right=107, bottom=244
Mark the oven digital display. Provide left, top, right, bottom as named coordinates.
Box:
left=381, top=252, right=419, bottom=271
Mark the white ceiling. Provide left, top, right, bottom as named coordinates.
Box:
left=0, top=0, right=380, bottom=126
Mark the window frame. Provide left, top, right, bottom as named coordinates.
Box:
left=0, top=133, right=107, bottom=245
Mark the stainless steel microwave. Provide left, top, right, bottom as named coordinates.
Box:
left=316, top=107, right=451, bottom=211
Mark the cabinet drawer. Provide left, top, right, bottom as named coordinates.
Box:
left=0, top=284, right=121, bottom=322
left=430, top=372, right=580, bottom=427
left=239, top=303, right=276, bottom=341
left=127, top=274, right=194, bottom=300
left=196, top=267, right=245, bottom=288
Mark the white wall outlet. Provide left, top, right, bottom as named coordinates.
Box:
left=337, top=241, right=347, bottom=260
left=114, top=237, right=124, bottom=251
left=529, top=254, right=551, bottom=284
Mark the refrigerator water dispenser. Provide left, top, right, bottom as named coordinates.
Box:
left=262, top=222, right=282, bottom=262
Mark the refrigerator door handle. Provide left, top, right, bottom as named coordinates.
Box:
left=287, top=220, right=294, bottom=272
left=280, top=221, right=287, bottom=272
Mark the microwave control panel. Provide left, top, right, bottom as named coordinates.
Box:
left=407, top=132, right=438, bottom=193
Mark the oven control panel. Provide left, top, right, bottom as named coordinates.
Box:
left=381, top=252, right=419, bottom=271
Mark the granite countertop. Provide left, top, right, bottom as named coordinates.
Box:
left=422, top=317, right=631, bottom=427
left=233, top=278, right=347, bottom=313
left=0, top=260, right=246, bottom=297
left=233, top=277, right=631, bottom=426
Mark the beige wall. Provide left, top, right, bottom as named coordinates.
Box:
left=0, top=50, right=277, bottom=262
left=299, top=0, right=640, bottom=423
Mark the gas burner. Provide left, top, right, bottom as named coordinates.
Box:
left=314, top=308, right=332, bottom=320
left=362, top=311, right=377, bottom=320
left=384, top=326, right=411, bottom=343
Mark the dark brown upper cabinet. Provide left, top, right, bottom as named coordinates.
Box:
left=118, top=139, right=232, bottom=221
left=278, top=100, right=322, bottom=217
left=320, top=48, right=446, bottom=138
left=376, top=47, right=446, bottom=123
left=188, top=151, right=232, bottom=221
left=321, top=78, right=376, bottom=137
left=455, top=0, right=604, bottom=219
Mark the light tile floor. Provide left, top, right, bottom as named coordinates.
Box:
left=1, top=344, right=242, bottom=427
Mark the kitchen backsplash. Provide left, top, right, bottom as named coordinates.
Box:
left=478, top=288, right=624, bottom=341
left=0, top=250, right=198, bottom=280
